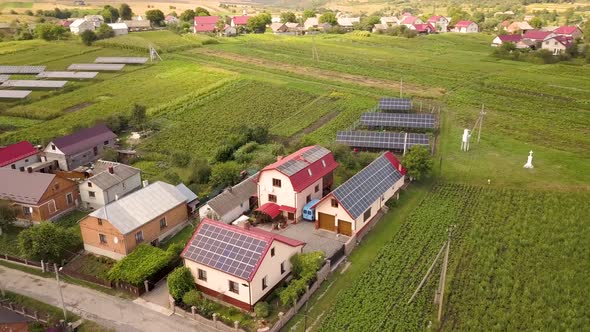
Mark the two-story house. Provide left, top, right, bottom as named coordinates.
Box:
left=255, top=146, right=338, bottom=222
left=79, top=181, right=194, bottom=260
left=182, top=218, right=305, bottom=310
left=79, top=160, right=142, bottom=210
left=427, top=16, right=449, bottom=32
left=0, top=169, right=79, bottom=223
left=43, top=124, right=117, bottom=171
left=0, top=141, right=39, bottom=171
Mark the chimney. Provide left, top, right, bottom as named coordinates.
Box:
left=398, top=164, right=402, bottom=171
left=238, top=220, right=250, bottom=230
left=142, top=180, right=149, bottom=188
left=108, top=166, right=114, bottom=174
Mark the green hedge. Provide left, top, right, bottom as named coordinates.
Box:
left=106, top=244, right=174, bottom=286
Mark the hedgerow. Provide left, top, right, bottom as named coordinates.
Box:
left=106, top=244, right=174, bottom=286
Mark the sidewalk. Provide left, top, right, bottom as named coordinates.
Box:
left=0, top=266, right=216, bottom=332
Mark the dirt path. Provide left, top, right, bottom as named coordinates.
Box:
left=289, top=111, right=340, bottom=144
left=197, top=49, right=445, bottom=98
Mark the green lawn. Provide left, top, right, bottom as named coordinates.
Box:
left=96, top=30, right=213, bottom=52
left=161, top=224, right=195, bottom=250
left=0, top=2, right=32, bottom=8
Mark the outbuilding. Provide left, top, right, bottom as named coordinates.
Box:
left=107, top=23, right=128, bottom=36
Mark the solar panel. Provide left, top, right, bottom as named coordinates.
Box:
left=0, top=90, right=32, bottom=99
left=36, top=71, right=98, bottom=79
left=94, top=57, right=148, bottom=64
left=184, top=223, right=269, bottom=280
left=67, top=64, right=125, bottom=71
left=301, top=145, right=330, bottom=163
left=336, top=131, right=429, bottom=150
left=0, top=66, right=46, bottom=74
left=0, top=75, right=9, bottom=82
left=360, top=112, right=436, bottom=129
left=379, top=98, right=412, bottom=111
left=1, top=80, right=67, bottom=88
left=332, top=154, right=403, bottom=219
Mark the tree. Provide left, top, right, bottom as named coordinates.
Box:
left=280, top=11, right=296, bottom=23
left=17, top=223, right=82, bottom=262
left=0, top=200, right=17, bottom=235
left=129, top=104, right=147, bottom=131
left=246, top=14, right=268, bottom=33
left=119, top=3, right=133, bottom=20
left=146, top=9, right=165, bottom=26
left=35, top=23, right=65, bottom=41
left=402, top=145, right=432, bottom=181
left=471, top=12, right=485, bottom=24
left=179, top=9, right=195, bottom=22
left=188, top=158, right=211, bottom=184
left=302, top=9, right=316, bottom=21
left=319, top=12, right=337, bottom=26
left=167, top=266, right=196, bottom=301
left=529, top=17, right=544, bottom=29
left=195, top=7, right=210, bottom=16
left=102, top=5, right=119, bottom=23
left=210, top=161, right=242, bottom=187
left=95, top=23, right=114, bottom=39
left=80, top=29, right=97, bottom=45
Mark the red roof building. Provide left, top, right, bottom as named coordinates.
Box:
left=231, top=15, right=251, bottom=27
left=552, top=26, right=583, bottom=39
left=194, top=16, right=219, bottom=33
left=401, top=16, right=422, bottom=25
left=0, top=141, right=38, bottom=169
left=453, top=20, right=479, bottom=33
left=523, top=29, right=553, bottom=41
left=412, top=23, right=435, bottom=34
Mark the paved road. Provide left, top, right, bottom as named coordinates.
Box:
left=0, top=266, right=216, bottom=332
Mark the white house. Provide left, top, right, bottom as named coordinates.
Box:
left=107, top=23, right=128, bottom=36
left=304, top=17, right=318, bottom=30
left=69, top=19, right=94, bottom=34
left=542, top=35, right=573, bottom=55
left=255, top=145, right=338, bottom=222
left=79, top=160, right=141, bottom=210
left=427, top=15, right=449, bottom=32
left=313, top=152, right=406, bottom=237
left=182, top=219, right=305, bottom=310
left=452, top=20, right=478, bottom=33
left=84, top=15, right=104, bottom=28
left=0, top=141, right=39, bottom=171
left=199, top=174, right=257, bottom=223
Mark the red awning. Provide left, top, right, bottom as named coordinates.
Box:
left=256, top=202, right=281, bottom=219
left=279, top=205, right=296, bottom=214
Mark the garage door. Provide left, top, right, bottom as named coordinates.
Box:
left=318, top=213, right=335, bottom=232
left=338, top=221, right=353, bottom=237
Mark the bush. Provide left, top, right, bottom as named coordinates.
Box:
left=254, top=301, right=270, bottom=318
left=17, top=223, right=82, bottom=262
left=170, top=151, right=191, bottom=167
left=210, top=161, right=242, bottom=188
left=80, top=29, right=97, bottom=46
left=291, top=251, right=325, bottom=280
left=166, top=242, right=185, bottom=257
left=167, top=266, right=196, bottom=301
left=107, top=244, right=174, bottom=286
left=188, top=159, right=212, bottom=184
left=182, top=289, right=202, bottom=306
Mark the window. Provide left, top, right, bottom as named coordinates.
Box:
left=10, top=164, right=15, bottom=169
left=48, top=200, right=57, bottom=214
left=22, top=206, right=32, bottom=216
left=331, top=199, right=338, bottom=208
left=315, top=185, right=319, bottom=193
left=66, top=193, right=74, bottom=205
left=24, top=159, right=29, bottom=162
left=287, top=212, right=294, bottom=221
left=87, top=182, right=92, bottom=188
left=272, top=178, right=282, bottom=188
left=89, top=191, right=96, bottom=198
left=262, top=276, right=268, bottom=290
left=99, top=234, right=107, bottom=244
left=51, top=144, right=56, bottom=150
left=271, top=247, right=275, bottom=257
left=363, top=208, right=372, bottom=222
left=280, top=261, right=286, bottom=274
left=229, top=280, right=239, bottom=294
left=198, top=269, right=207, bottom=281
left=159, top=217, right=167, bottom=230
left=306, top=195, right=311, bottom=203
left=135, top=231, right=144, bottom=244
left=103, top=140, right=109, bottom=146
left=98, top=218, right=103, bottom=226
left=268, top=194, right=277, bottom=203
left=122, top=182, right=126, bottom=189
left=19, top=166, right=24, bottom=172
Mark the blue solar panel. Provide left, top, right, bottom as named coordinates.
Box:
left=379, top=98, right=412, bottom=111
left=361, top=112, right=436, bottom=129
left=336, top=131, right=429, bottom=150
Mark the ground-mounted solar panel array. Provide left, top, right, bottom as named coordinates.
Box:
left=68, top=64, right=125, bottom=71
left=379, top=97, right=412, bottom=112
left=37, top=71, right=98, bottom=79
left=361, top=112, right=436, bottom=129
left=0, top=90, right=32, bottom=99
left=336, top=131, right=429, bottom=150
left=1, top=80, right=68, bottom=89
left=0, top=75, right=9, bottom=82
left=95, top=57, right=148, bottom=64
left=184, top=223, right=268, bottom=280
left=0, top=66, right=46, bottom=74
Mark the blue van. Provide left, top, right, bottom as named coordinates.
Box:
left=302, top=199, right=320, bottom=221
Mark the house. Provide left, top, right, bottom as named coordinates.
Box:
left=165, top=15, right=179, bottom=25
left=58, top=19, right=73, bottom=28
left=84, top=15, right=104, bottom=28
left=255, top=145, right=338, bottom=222
left=372, top=23, right=389, bottom=33
left=0, top=141, right=39, bottom=171
left=270, top=22, right=288, bottom=34
left=69, top=19, right=94, bottom=34
left=79, top=181, right=191, bottom=260
left=123, top=20, right=151, bottom=31
left=231, top=15, right=251, bottom=28
left=194, top=16, right=219, bottom=33
left=0, top=169, right=79, bottom=223
left=107, top=23, right=128, bottom=35
left=506, top=21, right=533, bottom=34
left=452, top=20, right=478, bottom=33
left=304, top=17, right=319, bottom=31
left=223, top=25, right=237, bottom=37
left=43, top=124, right=117, bottom=171
left=199, top=174, right=257, bottom=223
left=552, top=26, right=583, bottom=40
left=427, top=16, right=449, bottom=32
left=411, top=23, right=436, bottom=34
left=516, top=39, right=536, bottom=50
left=523, top=29, right=555, bottom=49
left=400, top=16, right=423, bottom=27
left=79, top=160, right=142, bottom=210
left=182, top=218, right=305, bottom=310
left=337, top=17, right=360, bottom=30
left=380, top=16, right=399, bottom=26
left=175, top=183, right=199, bottom=214
left=491, top=34, right=522, bottom=47
left=313, top=152, right=405, bottom=237
left=542, top=35, right=573, bottom=55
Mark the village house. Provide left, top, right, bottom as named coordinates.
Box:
left=410, top=23, right=436, bottom=34
left=194, top=16, right=219, bottom=33
left=83, top=15, right=104, bottom=28
left=380, top=16, right=399, bottom=26
left=523, top=30, right=555, bottom=49
left=506, top=21, right=533, bottom=34
left=452, top=20, right=479, bottom=33
left=123, top=20, right=151, bottom=31
left=313, top=152, right=406, bottom=237
left=285, top=22, right=304, bottom=35
left=231, top=15, right=251, bottom=28
left=255, top=145, right=338, bottom=222
left=79, top=160, right=142, bottom=210
left=165, top=15, right=179, bottom=25
left=372, top=23, right=389, bottom=33
left=107, top=23, right=128, bottom=36
left=400, top=16, right=423, bottom=27
left=427, top=16, right=449, bottom=32
left=0, top=141, right=39, bottom=171
left=542, top=35, right=573, bottom=55
left=199, top=174, right=257, bottom=224
left=69, top=19, right=94, bottom=34
left=79, top=181, right=193, bottom=260
left=270, top=22, right=288, bottom=34
left=0, top=169, right=79, bottom=223
left=182, top=218, right=305, bottom=310
left=43, top=124, right=117, bottom=171
left=175, top=183, right=199, bottom=214
left=337, top=17, right=360, bottom=30
left=491, top=34, right=522, bottom=47
left=552, top=26, right=583, bottom=40
left=303, top=17, right=319, bottom=31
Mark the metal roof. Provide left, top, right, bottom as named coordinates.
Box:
left=1, top=80, right=68, bottom=88
left=94, top=57, right=148, bottom=64
left=51, top=124, right=116, bottom=155
left=89, top=181, right=187, bottom=235
left=207, top=174, right=257, bottom=217
left=175, top=183, right=198, bottom=203
left=67, top=64, right=125, bottom=71
left=0, top=169, right=56, bottom=204
left=0, top=90, right=31, bottom=99
left=88, top=161, right=141, bottom=190
left=36, top=71, right=98, bottom=79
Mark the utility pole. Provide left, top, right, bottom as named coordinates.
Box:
left=477, top=104, right=486, bottom=143
left=54, top=263, right=67, bottom=322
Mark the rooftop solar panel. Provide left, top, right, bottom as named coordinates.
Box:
left=36, top=71, right=98, bottom=79
left=379, top=98, right=412, bottom=111
left=67, top=64, right=125, bottom=71
left=1, top=80, right=68, bottom=88
left=360, top=112, right=436, bottom=129
left=300, top=145, right=330, bottom=163
left=332, top=153, right=403, bottom=219
left=94, top=57, right=148, bottom=64
left=0, top=90, right=32, bottom=99
left=0, top=66, right=46, bottom=74
left=336, top=131, right=429, bottom=150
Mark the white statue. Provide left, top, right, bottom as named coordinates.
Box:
left=524, top=150, right=534, bottom=169
left=461, top=129, right=471, bottom=151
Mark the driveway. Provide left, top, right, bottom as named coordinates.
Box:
left=0, top=266, right=217, bottom=332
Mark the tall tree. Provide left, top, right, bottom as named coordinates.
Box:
left=0, top=200, right=17, bottom=236
left=96, top=23, right=114, bottom=39
left=402, top=145, right=433, bottom=181
left=179, top=9, right=196, bottom=22
left=280, top=11, right=296, bottom=23
left=145, top=9, right=165, bottom=26
left=80, top=29, right=97, bottom=45
left=17, top=223, right=82, bottom=262
left=319, top=12, right=337, bottom=26
left=195, top=7, right=210, bottom=16
left=302, top=9, right=316, bottom=21
left=129, top=104, right=147, bottom=131
left=102, top=5, right=120, bottom=23
left=119, top=3, right=133, bottom=20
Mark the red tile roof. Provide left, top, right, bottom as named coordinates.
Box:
left=383, top=151, right=407, bottom=175
left=523, top=29, right=552, bottom=41
left=455, top=20, right=475, bottom=28
left=0, top=141, right=37, bottom=167
left=279, top=205, right=296, bottom=214
left=497, top=34, right=523, bottom=43
left=232, top=15, right=251, bottom=25
left=194, top=16, right=218, bottom=25
left=256, top=202, right=281, bottom=219
left=401, top=16, right=419, bottom=25
left=427, top=16, right=445, bottom=22
left=553, top=26, right=580, bottom=35
left=413, top=23, right=435, bottom=33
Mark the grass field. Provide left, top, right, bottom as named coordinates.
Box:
left=95, top=30, right=214, bottom=53
left=0, top=2, right=32, bottom=9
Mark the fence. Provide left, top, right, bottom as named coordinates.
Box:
left=0, top=299, right=51, bottom=324
left=173, top=305, right=245, bottom=332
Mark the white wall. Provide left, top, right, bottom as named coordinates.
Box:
left=294, top=178, right=323, bottom=219
left=1, top=154, right=40, bottom=171
left=258, top=170, right=296, bottom=208
left=185, top=259, right=251, bottom=305
left=79, top=172, right=142, bottom=210
left=199, top=201, right=249, bottom=224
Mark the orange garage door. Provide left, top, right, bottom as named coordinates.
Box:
left=318, top=213, right=335, bottom=232
left=337, top=220, right=353, bottom=236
